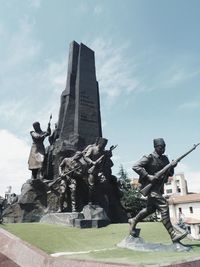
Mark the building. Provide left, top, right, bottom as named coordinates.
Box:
left=164, top=173, right=188, bottom=197
left=165, top=173, right=200, bottom=239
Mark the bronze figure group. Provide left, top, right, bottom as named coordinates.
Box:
left=28, top=120, right=194, bottom=243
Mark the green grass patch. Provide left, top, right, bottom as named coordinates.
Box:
left=1, top=222, right=200, bottom=265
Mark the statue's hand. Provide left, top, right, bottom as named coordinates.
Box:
left=147, top=175, right=156, bottom=182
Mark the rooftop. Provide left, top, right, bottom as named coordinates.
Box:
left=168, top=193, right=200, bottom=204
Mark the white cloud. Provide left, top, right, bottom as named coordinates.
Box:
left=88, top=38, right=140, bottom=104
left=2, top=17, right=41, bottom=69
left=167, top=68, right=200, bottom=87
left=0, top=130, right=30, bottom=197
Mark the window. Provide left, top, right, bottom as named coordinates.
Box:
left=187, top=226, right=191, bottom=234
left=189, top=207, right=193, bottom=214
left=166, top=189, right=172, bottom=194
left=177, top=186, right=181, bottom=193
left=178, top=207, right=182, bottom=213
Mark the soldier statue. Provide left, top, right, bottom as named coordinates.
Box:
left=129, top=138, right=187, bottom=243
left=58, top=151, right=85, bottom=212
left=28, top=121, right=51, bottom=179
left=82, top=137, right=108, bottom=204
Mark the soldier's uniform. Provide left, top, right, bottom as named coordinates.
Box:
left=28, top=122, right=51, bottom=179
left=82, top=138, right=108, bottom=203
left=130, top=138, right=187, bottom=243
left=59, top=152, right=83, bottom=212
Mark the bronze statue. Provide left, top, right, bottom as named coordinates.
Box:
left=28, top=121, right=51, bottom=179
left=82, top=138, right=108, bottom=204
left=58, top=151, right=84, bottom=212
left=129, top=138, right=187, bottom=243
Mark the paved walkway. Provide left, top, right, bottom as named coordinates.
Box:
left=0, top=252, right=20, bottom=267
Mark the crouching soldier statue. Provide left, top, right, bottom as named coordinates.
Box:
left=129, top=138, right=188, bottom=243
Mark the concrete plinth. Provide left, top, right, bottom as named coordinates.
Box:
left=117, top=235, right=191, bottom=252
left=74, top=219, right=109, bottom=228
left=40, top=212, right=84, bottom=226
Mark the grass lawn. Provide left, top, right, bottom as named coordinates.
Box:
left=1, top=222, right=200, bottom=265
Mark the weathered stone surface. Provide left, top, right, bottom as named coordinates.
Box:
left=117, top=235, right=191, bottom=252
left=82, top=204, right=109, bottom=220
left=3, top=179, right=48, bottom=223
left=51, top=41, right=102, bottom=180
left=57, top=41, right=102, bottom=150
left=40, top=212, right=84, bottom=226
left=2, top=203, right=23, bottom=223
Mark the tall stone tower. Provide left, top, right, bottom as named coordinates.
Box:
left=57, top=41, right=102, bottom=153
left=50, top=41, right=102, bottom=178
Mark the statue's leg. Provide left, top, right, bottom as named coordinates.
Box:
left=69, top=179, right=77, bottom=212
left=58, top=180, right=66, bottom=212
left=88, top=174, right=95, bottom=204
left=129, top=200, right=155, bottom=237
left=31, top=169, right=38, bottom=179
left=157, top=196, right=187, bottom=242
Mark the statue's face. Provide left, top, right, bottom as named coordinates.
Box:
left=33, top=122, right=41, bottom=132
left=155, top=145, right=165, bottom=156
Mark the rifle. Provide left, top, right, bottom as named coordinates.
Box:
left=46, top=166, right=81, bottom=188
left=49, top=114, right=52, bottom=124
left=140, top=143, right=200, bottom=197
left=87, top=144, right=118, bottom=174
left=88, top=154, right=105, bottom=174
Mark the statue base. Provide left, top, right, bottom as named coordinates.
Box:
left=40, top=204, right=110, bottom=228
left=74, top=219, right=109, bottom=228
left=73, top=204, right=110, bottom=228
left=40, top=212, right=84, bottom=226
left=117, top=235, right=191, bottom=252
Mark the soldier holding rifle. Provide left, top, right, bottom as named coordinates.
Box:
left=58, top=151, right=83, bottom=212
left=129, top=138, right=193, bottom=243
left=28, top=116, right=52, bottom=179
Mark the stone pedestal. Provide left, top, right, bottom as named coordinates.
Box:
left=40, top=212, right=84, bottom=226
left=73, top=204, right=110, bottom=228
left=74, top=219, right=109, bottom=228
left=117, top=235, right=191, bottom=252
left=40, top=204, right=110, bottom=228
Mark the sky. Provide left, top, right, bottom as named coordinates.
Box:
left=1, top=0, right=200, bottom=196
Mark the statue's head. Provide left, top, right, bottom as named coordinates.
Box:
left=33, top=121, right=41, bottom=132
left=98, top=137, right=108, bottom=150
left=153, top=138, right=166, bottom=155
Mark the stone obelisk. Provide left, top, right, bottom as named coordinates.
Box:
left=51, top=41, right=102, bottom=178
left=57, top=41, right=102, bottom=151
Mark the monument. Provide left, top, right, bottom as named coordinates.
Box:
left=49, top=41, right=102, bottom=180
left=3, top=41, right=127, bottom=225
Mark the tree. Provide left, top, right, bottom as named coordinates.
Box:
left=117, top=165, right=146, bottom=217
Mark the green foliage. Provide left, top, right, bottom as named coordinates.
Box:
left=117, top=165, right=146, bottom=217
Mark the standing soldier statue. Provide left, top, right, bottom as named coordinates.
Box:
left=83, top=138, right=108, bottom=204
left=28, top=120, right=51, bottom=179
left=58, top=152, right=84, bottom=212
left=129, top=138, right=188, bottom=243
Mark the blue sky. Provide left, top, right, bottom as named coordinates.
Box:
left=1, top=0, right=200, bottom=196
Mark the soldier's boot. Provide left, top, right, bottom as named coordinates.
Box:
left=128, top=208, right=149, bottom=237
left=71, top=189, right=76, bottom=212
left=88, top=183, right=95, bottom=205
left=161, top=210, right=187, bottom=243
